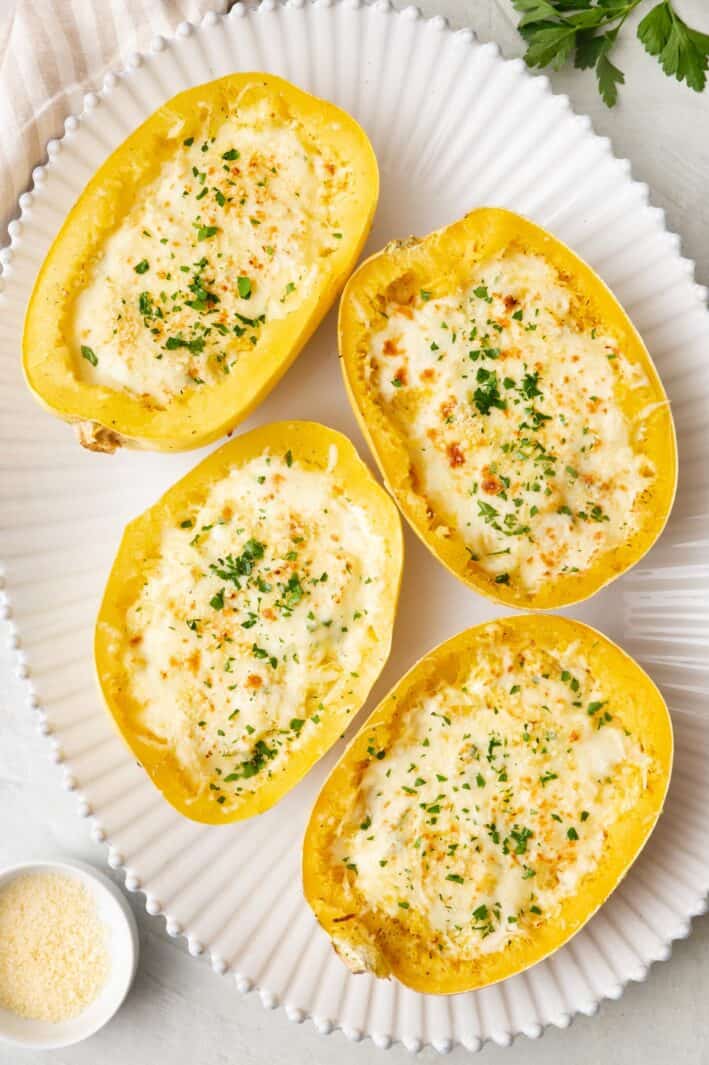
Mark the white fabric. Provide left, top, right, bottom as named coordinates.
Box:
left=0, top=0, right=225, bottom=236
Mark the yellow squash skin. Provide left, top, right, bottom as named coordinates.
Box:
left=24, top=74, right=378, bottom=452
left=95, top=421, right=403, bottom=823
left=303, top=615, right=672, bottom=995
left=339, top=208, right=677, bottom=609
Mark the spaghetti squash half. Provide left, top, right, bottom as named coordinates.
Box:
left=303, top=615, right=672, bottom=993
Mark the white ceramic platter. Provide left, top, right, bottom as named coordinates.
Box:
left=1, top=0, right=708, bottom=1054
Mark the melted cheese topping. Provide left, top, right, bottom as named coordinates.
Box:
left=124, top=452, right=386, bottom=811
left=74, top=95, right=349, bottom=405
left=338, top=637, right=651, bottom=960
left=368, top=250, right=653, bottom=591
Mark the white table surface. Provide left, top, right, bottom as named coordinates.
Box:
left=1, top=2, right=708, bottom=1062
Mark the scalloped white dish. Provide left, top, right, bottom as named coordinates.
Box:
left=1, top=0, right=708, bottom=1055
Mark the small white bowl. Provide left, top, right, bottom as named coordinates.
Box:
left=0, top=858, right=139, bottom=1049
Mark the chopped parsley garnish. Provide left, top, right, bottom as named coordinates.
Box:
left=80, top=345, right=98, bottom=367
left=252, top=644, right=277, bottom=669
left=138, top=291, right=158, bottom=318
left=279, top=573, right=304, bottom=612
left=165, top=334, right=205, bottom=355
left=508, top=824, right=533, bottom=855
left=478, top=500, right=499, bottom=524
left=134, top=259, right=150, bottom=274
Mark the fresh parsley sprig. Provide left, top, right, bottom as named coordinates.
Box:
left=512, top=1, right=709, bottom=107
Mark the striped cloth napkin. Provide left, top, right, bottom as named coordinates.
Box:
left=0, top=0, right=224, bottom=237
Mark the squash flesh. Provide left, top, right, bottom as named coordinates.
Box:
left=339, top=208, right=677, bottom=608
left=24, top=74, right=378, bottom=451
left=303, top=615, right=672, bottom=994
left=95, top=421, right=403, bottom=823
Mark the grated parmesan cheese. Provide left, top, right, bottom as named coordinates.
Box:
left=0, top=871, right=110, bottom=1022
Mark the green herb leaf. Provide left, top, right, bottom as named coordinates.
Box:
left=514, top=0, right=562, bottom=29
left=524, top=24, right=577, bottom=70
left=165, top=334, right=205, bottom=355
left=513, top=0, right=709, bottom=107
left=596, top=50, right=625, bottom=106
left=210, top=588, right=225, bottom=611
left=574, top=29, right=610, bottom=70
left=195, top=224, right=218, bottom=241
left=80, top=345, right=98, bottom=367
left=472, top=368, right=506, bottom=416
left=210, top=538, right=265, bottom=586
left=638, top=1, right=709, bottom=92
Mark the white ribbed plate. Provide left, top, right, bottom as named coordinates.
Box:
left=1, top=1, right=708, bottom=1054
